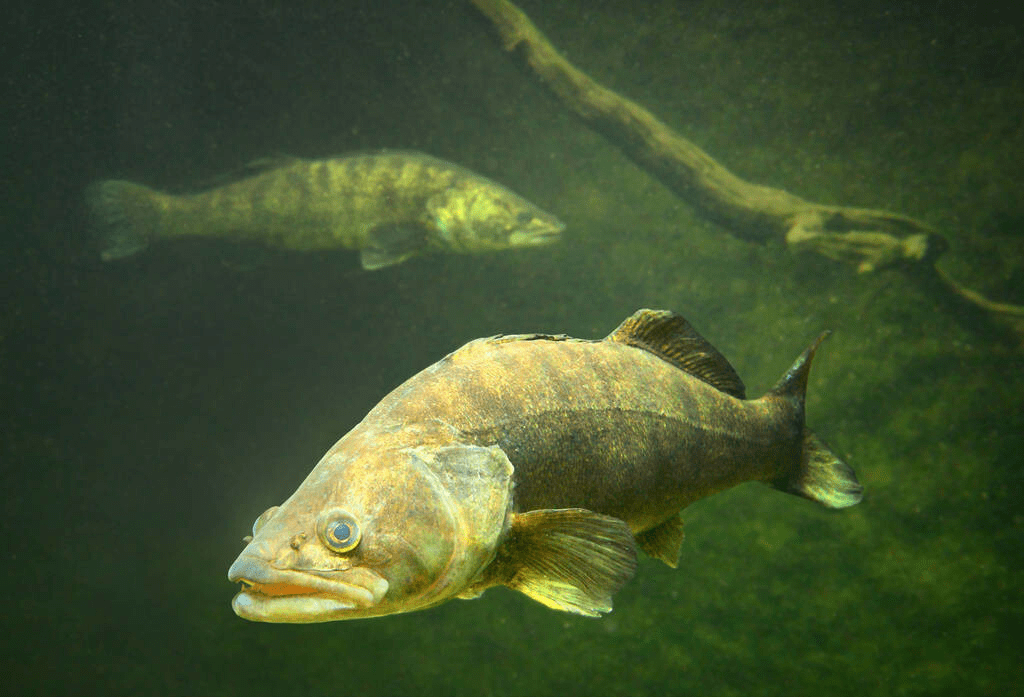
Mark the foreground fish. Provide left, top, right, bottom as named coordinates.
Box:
left=86, top=150, right=563, bottom=269
left=228, top=309, right=862, bottom=622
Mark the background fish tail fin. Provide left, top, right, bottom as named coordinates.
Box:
left=768, top=331, right=863, bottom=509
left=86, top=180, right=162, bottom=261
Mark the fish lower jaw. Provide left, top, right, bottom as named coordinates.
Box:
left=228, top=553, right=390, bottom=622
left=509, top=228, right=562, bottom=247
left=232, top=588, right=365, bottom=623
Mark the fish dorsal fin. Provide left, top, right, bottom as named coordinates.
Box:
left=183, top=155, right=304, bottom=192
left=493, top=508, right=637, bottom=617
left=488, top=333, right=574, bottom=345
left=634, top=514, right=686, bottom=568
left=242, top=154, right=303, bottom=173
left=607, top=309, right=746, bottom=399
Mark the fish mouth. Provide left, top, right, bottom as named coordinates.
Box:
left=510, top=219, right=565, bottom=247
left=228, top=553, right=389, bottom=623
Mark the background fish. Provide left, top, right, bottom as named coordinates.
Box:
left=228, top=309, right=862, bottom=622
left=86, top=150, right=564, bottom=269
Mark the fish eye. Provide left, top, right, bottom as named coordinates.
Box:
left=318, top=508, right=361, bottom=553
left=516, top=211, right=535, bottom=224
left=251, top=506, right=280, bottom=538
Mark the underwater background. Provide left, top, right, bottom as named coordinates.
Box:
left=3, top=0, right=1022, bottom=694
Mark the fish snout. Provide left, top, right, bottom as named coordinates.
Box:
left=511, top=215, right=564, bottom=247
left=227, top=551, right=272, bottom=586
left=228, top=550, right=390, bottom=621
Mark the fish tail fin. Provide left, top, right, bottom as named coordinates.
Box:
left=770, top=332, right=863, bottom=509
left=787, top=430, right=863, bottom=509
left=86, top=180, right=163, bottom=261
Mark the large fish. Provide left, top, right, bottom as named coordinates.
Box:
left=86, top=150, right=564, bottom=269
left=228, top=309, right=862, bottom=622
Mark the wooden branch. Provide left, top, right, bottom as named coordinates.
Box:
left=471, top=0, right=1024, bottom=346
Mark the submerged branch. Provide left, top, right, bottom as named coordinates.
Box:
left=471, top=0, right=1023, bottom=346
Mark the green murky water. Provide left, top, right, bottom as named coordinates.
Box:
left=3, top=1, right=1021, bottom=694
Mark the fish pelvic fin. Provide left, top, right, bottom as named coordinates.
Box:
left=489, top=508, right=637, bottom=617
left=607, top=309, right=746, bottom=398
left=360, top=223, right=429, bottom=270
left=769, top=332, right=863, bottom=509
left=86, top=180, right=162, bottom=261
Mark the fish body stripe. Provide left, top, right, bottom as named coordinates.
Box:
left=95, top=150, right=563, bottom=267
left=365, top=338, right=797, bottom=531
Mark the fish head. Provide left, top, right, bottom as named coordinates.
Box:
left=228, top=441, right=514, bottom=622
left=426, top=181, right=564, bottom=253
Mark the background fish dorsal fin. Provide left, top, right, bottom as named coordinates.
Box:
left=607, top=309, right=746, bottom=399
left=242, top=154, right=303, bottom=173
left=183, top=155, right=304, bottom=193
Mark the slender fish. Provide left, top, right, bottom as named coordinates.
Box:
left=87, top=150, right=564, bottom=269
left=228, top=309, right=863, bottom=622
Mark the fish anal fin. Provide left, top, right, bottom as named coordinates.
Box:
left=607, top=309, right=746, bottom=399
left=493, top=508, right=637, bottom=617
left=635, top=514, right=685, bottom=568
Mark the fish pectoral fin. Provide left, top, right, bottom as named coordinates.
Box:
left=360, top=223, right=429, bottom=270
left=495, top=508, right=637, bottom=617
left=635, top=514, right=685, bottom=568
